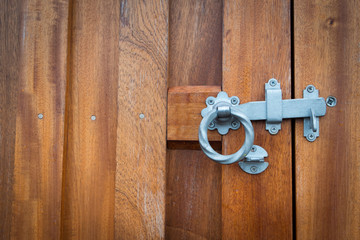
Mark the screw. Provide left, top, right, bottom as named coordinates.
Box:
left=307, top=85, right=314, bottom=93
left=139, top=113, right=145, bottom=119
left=269, top=79, right=277, bottom=87
left=307, top=133, right=315, bottom=141
left=231, top=97, right=239, bottom=105
left=91, top=115, right=96, bottom=121
left=250, top=166, right=258, bottom=173
left=231, top=121, right=239, bottom=128
left=251, top=146, right=257, bottom=152
left=209, top=121, right=215, bottom=128
left=207, top=98, right=215, bottom=105
left=38, top=113, right=43, bottom=119
left=270, top=126, right=278, bottom=134
left=326, top=96, right=337, bottom=107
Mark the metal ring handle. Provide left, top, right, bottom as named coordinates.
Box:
left=199, top=108, right=254, bottom=164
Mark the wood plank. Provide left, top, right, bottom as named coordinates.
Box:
left=61, top=0, right=118, bottom=239
left=166, top=150, right=222, bottom=240
left=222, top=1, right=292, bottom=239
left=168, top=0, right=222, bottom=87
left=114, top=1, right=168, bottom=238
left=167, top=86, right=221, bottom=141
left=166, top=0, right=223, bottom=239
left=8, top=0, right=69, bottom=239
left=0, top=0, right=22, bottom=238
left=294, top=1, right=360, bottom=239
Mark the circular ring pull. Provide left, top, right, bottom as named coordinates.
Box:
left=198, top=107, right=255, bottom=164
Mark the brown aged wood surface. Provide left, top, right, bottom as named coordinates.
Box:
left=222, top=1, right=292, bottom=239
left=295, top=1, right=360, bottom=239
left=0, top=0, right=22, bottom=238
left=167, top=86, right=221, bottom=141
left=61, top=0, right=118, bottom=239
left=166, top=0, right=223, bottom=239
left=3, top=0, right=69, bottom=239
left=168, top=1, right=222, bottom=88
left=115, top=0, right=168, bottom=238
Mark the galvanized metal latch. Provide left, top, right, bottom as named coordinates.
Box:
left=199, top=79, right=330, bottom=174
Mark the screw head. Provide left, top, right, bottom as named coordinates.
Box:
left=139, top=113, right=145, bottom=119
left=307, top=133, right=315, bottom=141
left=209, top=121, right=215, bottom=128
left=307, top=85, right=314, bottom=93
left=231, top=121, right=240, bottom=128
left=230, top=97, right=239, bottom=105
left=250, top=166, right=258, bottom=173
left=38, top=113, right=43, bottom=119
left=269, top=79, right=277, bottom=87
left=270, top=126, right=278, bottom=134
left=91, top=115, right=96, bottom=121
left=326, top=96, right=337, bottom=107
left=251, top=146, right=257, bottom=152
left=207, top=98, right=215, bottom=105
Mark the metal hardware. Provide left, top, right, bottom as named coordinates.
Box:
left=326, top=96, right=337, bottom=107
left=239, top=145, right=268, bottom=174
left=199, top=105, right=254, bottom=165
left=38, top=113, right=44, bottom=119
left=199, top=78, right=329, bottom=174
left=201, top=92, right=241, bottom=135
left=91, top=115, right=96, bottom=121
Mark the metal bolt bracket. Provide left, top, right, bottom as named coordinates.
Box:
left=239, top=145, right=269, bottom=174
left=201, top=92, right=241, bottom=135
left=199, top=78, right=330, bottom=174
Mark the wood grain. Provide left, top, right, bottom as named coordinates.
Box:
left=167, top=86, right=221, bottom=141
left=168, top=0, right=222, bottom=87
left=115, top=0, right=168, bottom=238
left=0, top=0, right=22, bottom=238
left=166, top=150, right=222, bottom=240
left=61, top=0, right=118, bottom=239
left=294, top=1, right=360, bottom=239
left=222, top=1, right=292, bottom=239
left=166, top=0, right=223, bottom=239
left=8, top=0, right=69, bottom=239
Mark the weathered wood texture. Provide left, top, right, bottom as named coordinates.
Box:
left=222, top=1, right=292, bottom=239
left=115, top=0, right=168, bottom=238
left=61, top=0, right=118, bottom=239
left=166, top=0, right=223, bottom=239
left=168, top=0, right=222, bottom=87
left=295, top=1, right=360, bottom=239
left=0, top=0, right=22, bottom=238
left=167, top=86, right=221, bottom=141
left=4, top=0, right=69, bottom=239
left=166, top=150, right=222, bottom=239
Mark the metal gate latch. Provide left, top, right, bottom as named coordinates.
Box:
left=199, top=79, right=328, bottom=174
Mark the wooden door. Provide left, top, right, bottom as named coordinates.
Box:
left=1, top=0, right=359, bottom=239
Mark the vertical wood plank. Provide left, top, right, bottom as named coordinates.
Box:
left=0, top=0, right=22, bottom=238
left=7, top=0, right=69, bottom=239
left=295, top=1, right=360, bottom=239
left=222, top=1, right=292, bottom=239
left=61, top=0, right=119, bottom=239
left=166, top=0, right=223, bottom=239
left=115, top=0, right=168, bottom=238
left=168, top=0, right=222, bottom=88
left=166, top=151, right=222, bottom=240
